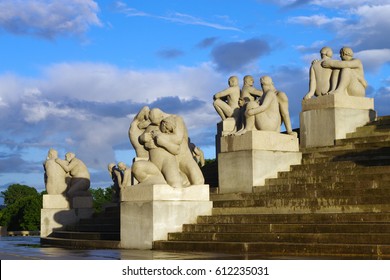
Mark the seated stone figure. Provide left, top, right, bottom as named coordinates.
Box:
left=237, top=76, right=294, bottom=135
left=304, top=47, right=338, bottom=100
left=241, top=75, right=263, bottom=102
left=43, top=148, right=68, bottom=195
left=117, top=162, right=131, bottom=189
left=56, top=152, right=91, bottom=198
left=213, top=76, right=241, bottom=133
left=128, top=106, right=151, bottom=159
left=321, top=47, right=367, bottom=97
left=108, top=163, right=121, bottom=202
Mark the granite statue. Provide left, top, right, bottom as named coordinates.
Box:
left=128, top=106, right=151, bottom=159
left=321, top=47, right=367, bottom=97
left=43, top=148, right=68, bottom=195
left=55, top=152, right=91, bottom=198
left=213, top=76, right=241, bottom=133
left=304, top=47, right=337, bottom=100
left=132, top=108, right=205, bottom=188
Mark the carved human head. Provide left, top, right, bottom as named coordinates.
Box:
left=320, top=47, right=333, bottom=58
left=149, top=108, right=165, bottom=125
left=228, top=76, right=239, bottom=87
left=160, top=116, right=176, bottom=134
left=65, top=152, right=75, bottom=162
left=260, top=75, right=274, bottom=91
left=340, top=47, right=353, bottom=60
left=47, top=148, right=58, bottom=160
left=107, top=163, right=116, bottom=173
left=117, top=162, right=127, bottom=171
left=243, top=75, right=254, bottom=86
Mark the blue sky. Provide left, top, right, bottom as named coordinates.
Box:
left=1, top=0, right=390, bottom=196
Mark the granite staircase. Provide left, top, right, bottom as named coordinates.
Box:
left=153, top=116, right=390, bottom=259
left=40, top=204, right=120, bottom=249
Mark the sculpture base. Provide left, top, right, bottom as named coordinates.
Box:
left=40, top=194, right=93, bottom=237
left=218, top=131, right=302, bottom=194
left=120, top=184, right=212, bottom=249
left=300, top=95, right=376, bottom=148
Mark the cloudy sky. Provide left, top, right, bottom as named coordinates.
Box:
left=1, top=0, right=390, bottom=195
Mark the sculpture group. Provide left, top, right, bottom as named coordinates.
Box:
left=128, top=107, right=205, bottom=188
left=43, top=149, right=91, bottom=199
left=43, top=45, right=367, bottom=195
left=213, top=75, right=295, bottom=135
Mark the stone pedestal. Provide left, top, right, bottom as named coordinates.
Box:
left=218, top=131, right=302, bottom=194
left=120, top=184, right=212, bottom=249
left=300, top=95, right=376, bottom=148
left=40, top=194, right=93, bottom=237
left=0, top=226, right=7, bottom=236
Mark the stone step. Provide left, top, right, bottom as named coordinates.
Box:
left=254, top=181, right=390, bottom=194
left=65, top=223, right=120, bottom=232
left=211, top=204, right=390, bottom=215
left=167, top=232, right=390, bottom=244
left=347, top=125, right=390, bottom=138
left=335, top=135, right=390, bottom=146
left=50, top=230, right=120, bottom=241
left=278, top=165, right=390, bottom=179
left=182, top=223, right=390, bottom=234
left=40, top=236, right=120, bottom=249
left=302, top=147, right=390, bottom=161
left=265, top=174, right=390, bottom=186
left=212, top=195, right=390, bottom=208
left=197, top=213, right=390, bottom=224
left=78, top=216, right=120, bottom=225
left=152, top=240, right=390, bottom=259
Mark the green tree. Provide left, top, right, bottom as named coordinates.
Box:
left=90, top=186, right=114, bottom=213
left=0, top=184, right=42, bottom=231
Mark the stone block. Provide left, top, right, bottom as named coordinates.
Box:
left=121, top=184, right=210, bottom=202
left=0, top=226, right=7, bottom=236
left=217, top=118, right=236, bottom=136
left=300, top=95, right=376, bottom=148
left=218, top=150, right=302, bottom=193
left=42, top=194, right=70, bottom=209
left=40, top=208, right=77, bottom=237
left=220, top=130, right=299, bottom=152
left=120, top=184, right=212, bottom=249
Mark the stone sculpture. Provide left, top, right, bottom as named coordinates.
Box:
left=188, top=139, right=205, bottom=167
left=304, top=46, right=337, bottom=100
left=43, top=148, right=68, bottom=195
left=117, top=162, right=131, bottom=189
left=213, top=76, right=241, bottom=132
left=55, top=152, right=91, bottom=198
left=108, top=162, right=121, bottom=202
left=321, top=47, right=367, bottom=97
left=236, top=76, right=294, bottom=135
left=304, top=46, right=367, bottom=99
left=128, top=106, right=151, bottom=158
left=241, top=75, right=263, bottom=102
left=131, top=108, right=205, bottom=188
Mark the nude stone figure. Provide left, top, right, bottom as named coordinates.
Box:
left=139, top=112, right=184, bottom=188
left=117, top=162, right=131, bottom=189
left=241, top=75, right=263, bottom=102
left=304, top=47, right=338, bottom=100
left=55, top=152, right=90, bottom=198
left=43, top=148, right=68, bottom=195
left=128, top=106, right=151, bottom=158
left=132, top=160, right=167, bottom=186
left=149, top=109, right=204, bottom=186
left=237, top=76, right=296, bottom=135
left=108, top=162, right=121, bottom=202
left=213, top=76, right=241, bottom=131
left=321, top=47, right=367, bottom=97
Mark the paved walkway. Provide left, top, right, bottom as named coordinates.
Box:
left=0, top=236, right=255, bottom=260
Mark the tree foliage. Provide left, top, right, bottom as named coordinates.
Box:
left=90, top=186, right=114, bottom=213
left=0, top=184, right=42, bottom=231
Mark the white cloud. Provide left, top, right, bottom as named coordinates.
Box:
left=0, top=0, right=101, bottom=38
left=288, top=14, right=346, bottom=27
left=355, top=49, right=390, bottom=72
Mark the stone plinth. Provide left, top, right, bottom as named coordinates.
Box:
left=218, top=131, right=302, bottom=194
left=216, top=118, right=236, bottom=154
left=120, top=184, right=212, bottom=249
left=40, top=194, right=93, bottom=237
left=0, top=226, right=7, bottom=236
left=300, top=95, right=376, bottom=148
